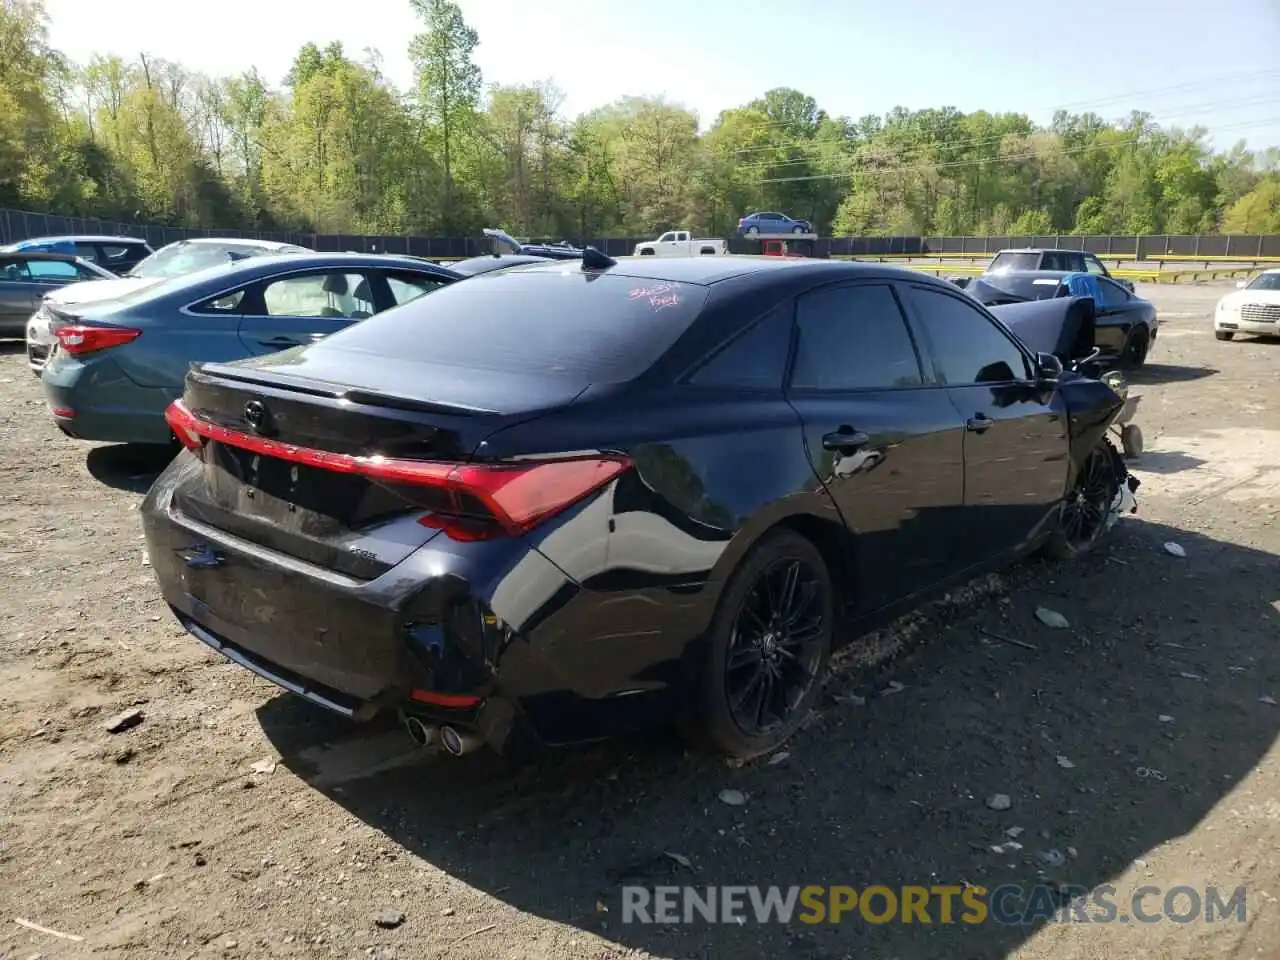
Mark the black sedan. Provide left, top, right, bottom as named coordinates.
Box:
left=962, top=270, right=1157, bottom=367
left=448, top=253, right=553, bottom=276
left=141, top=256, right=1133, bottom=761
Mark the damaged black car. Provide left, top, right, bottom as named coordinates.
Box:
left=140, top=257, right=1138, bottom=762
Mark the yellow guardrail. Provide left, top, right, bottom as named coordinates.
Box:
left=904, top=263, right=1255, bottom=284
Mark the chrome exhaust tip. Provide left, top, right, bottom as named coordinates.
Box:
left=403, top=714, right=438, bottom=748
left=439, top=725, right=482, bottom=757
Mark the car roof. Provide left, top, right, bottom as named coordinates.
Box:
left=982, top=268, right=1072, bottom=278
left=139, top=251, right=462, bottom=299
left=514, top=254, right=950, bottom=287
left=12, top=234, right=148, bottom=245
left=166, top=237, right=301, bottom=251
left=0, top=250, right=82, bottom=262
left=994, top=248, right=1088, bottom=255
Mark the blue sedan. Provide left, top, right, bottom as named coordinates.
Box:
left=737, top=211, right=812, bottom=235
left=41, top=253, right=462, bottom=445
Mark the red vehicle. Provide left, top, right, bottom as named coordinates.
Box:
left=761, top=239, right=809, bottom=258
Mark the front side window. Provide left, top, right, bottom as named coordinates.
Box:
left=790, top=283, right=923, bottom=391
left=262, top=272, right=372, bottom=318
left=1095, top=277, right=1130, bottom=308
left=908, top=287, right=1031, bottom=385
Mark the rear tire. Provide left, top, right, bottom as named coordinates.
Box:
left=1042, top=439, right=1125, bottom=561
left=682, top=529, right=834, bottom=760
left=1214, top=330, right=1234, bottom=341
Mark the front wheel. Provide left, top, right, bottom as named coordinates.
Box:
left=1120, top=327, right=1149, bottom=368
left=685, top=529, right=834, bottom=759
left=1042, top=440, right=1125, bottom=560
left=1214, top=329, right=1234, bottom=341
left=792, top=225, right=805, bottom=234
left=746, top=226, right=759, bottom=235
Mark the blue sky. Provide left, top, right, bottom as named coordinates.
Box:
left=44, top=0, right=1280, bottom=150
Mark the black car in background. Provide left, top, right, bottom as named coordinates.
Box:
left=984, top=248, right=1135, bottom=293
left=142, top=256, right=1133, bottom=761
left=963, top=270, right=1158, bottom=366
left=1, top=235, right=155, bottom=275
left=448, top=253, right=553, bottom=276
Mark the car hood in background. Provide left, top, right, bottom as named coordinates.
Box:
left=1218, top=289, right=1280, bottom=309
left=43, top=275, right=166, bottom=306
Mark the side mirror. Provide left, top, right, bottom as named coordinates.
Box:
left=1236, top=280, right=1248, bottom=289
left=1035, top=352, right=1063, bottom=384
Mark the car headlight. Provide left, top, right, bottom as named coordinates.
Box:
left=1101, top=369, right=1128, bottom=400
left=1217, top=300, right=1240, bottom=314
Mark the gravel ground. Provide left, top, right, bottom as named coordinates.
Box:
left=1, top=283, right=1278, bottom=960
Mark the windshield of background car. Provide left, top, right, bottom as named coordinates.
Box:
left=988, top=252, right=1041, bottom=272
left=130, top=242, right=276, bottom=279
left=1246, top=273, right=1280, bottom=291
left=972, top=275, right=1064, bottom=302
left=313, top=269, right=709, bottom=382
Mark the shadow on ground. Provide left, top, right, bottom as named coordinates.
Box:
left=86, top=443, right=177, bottom=492
left=0, top=339, right=26, bottom=354
left=1128, top=363, right=1218, bottom=385
left=1126, top=451, right=1208, bottom=475
left=259, top=518, right=1280, bottom=960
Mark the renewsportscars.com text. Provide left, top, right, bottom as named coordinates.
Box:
left=621, top=884, right=1247, bottom=926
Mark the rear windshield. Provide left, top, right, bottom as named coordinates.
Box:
left=131, top=241, right=282, bottom=279
left=313, top=268, right=709, bottom=381
left=448, top=255, right=545, bottom=276
left=988, top=252, right=1041, bottom=272
left=970, top=275, right=1064, bottom=303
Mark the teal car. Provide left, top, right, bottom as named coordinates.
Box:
left=41, top=252, right=462, bottom=445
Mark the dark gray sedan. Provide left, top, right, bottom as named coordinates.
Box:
left=0, top=252, right=115, bottom=336
left=40, top=253, right=462, bottom=445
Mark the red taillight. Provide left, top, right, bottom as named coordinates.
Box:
left=54, top=324, right=141, bottom=355
left=410, top=689, right=481, bottom=709
left=163, top=399, right=630, bottom=535
left=165, top=400, right=206, bottom=451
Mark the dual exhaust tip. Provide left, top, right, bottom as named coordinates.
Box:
left=403, top=714, right=482, bottom=757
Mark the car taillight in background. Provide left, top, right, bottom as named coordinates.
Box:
left=53, top=324, right=141, bottom=356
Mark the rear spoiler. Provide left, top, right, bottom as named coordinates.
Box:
left=190, top=361, right=498, bottom=416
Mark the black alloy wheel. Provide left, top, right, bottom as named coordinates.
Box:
left=687, top=529, right=834, bottom=758
left=1044, top=441, right=1122, bottom=560
left=1121, top=327, right=1149, bottom=367
left=725, top=558, right=826, bottom=736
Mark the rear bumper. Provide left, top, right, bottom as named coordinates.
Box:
left=140, top=455, right=692, bottom=752
left=40, top=355, right=176, bottom=444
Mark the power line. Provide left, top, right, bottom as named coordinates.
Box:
left=731, top=96, right=1280, bottom=174
left=756, top=115, right=1280, bottom=184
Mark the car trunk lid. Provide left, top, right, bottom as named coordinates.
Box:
left=167, top=359, right=622, bottom=579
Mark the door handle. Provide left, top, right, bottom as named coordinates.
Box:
left=257, top=336, right=301, bottom=347
left=965, top=414, right=993, bottom=433
left=821, top=427, right=871, bottom=451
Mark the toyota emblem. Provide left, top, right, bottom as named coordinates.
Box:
left=243, top=400, right=269, bottom=433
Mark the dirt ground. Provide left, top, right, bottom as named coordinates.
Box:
left=1, top=283, right=1278, bottom=960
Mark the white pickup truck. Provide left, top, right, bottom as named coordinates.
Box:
left=633, top=231, right=727, bottom=257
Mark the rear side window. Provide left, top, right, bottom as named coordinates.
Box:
left=262, top=272, right=372, bottom=319
left=687, top=305, right=792, bottom=390
left=790, top=283, right=923, bottom=391
left=989, top=252, right=1040, bottom=272
left=315, top=270, right=709, bottom=382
